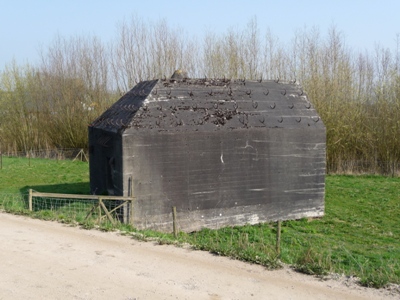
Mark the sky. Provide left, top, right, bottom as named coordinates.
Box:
left=1, top=0, right=400, bottom=72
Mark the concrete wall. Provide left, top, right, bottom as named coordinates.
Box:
left=122, top=127, right=325, bottom=232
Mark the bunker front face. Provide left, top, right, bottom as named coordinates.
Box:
left=89, top=77, right=325, bottom=232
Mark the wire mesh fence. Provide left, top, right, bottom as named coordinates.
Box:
left=328, top=160, right=400, bottom=177
left=0, top=148, right=88, bottom=162
left=0, top=188, right=399, bottom=286
left=1, top=147, right=400, bottom=176
left=0, top=191, right=133, bottom=226
left=32, top=195, right=98, bottom=224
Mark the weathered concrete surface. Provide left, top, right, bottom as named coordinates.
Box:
left=123, top=128, right=325, bottom=231
left=89, top=78, right=326, bottom=232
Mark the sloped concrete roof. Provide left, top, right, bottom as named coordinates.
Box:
left=90, top=78, right=324, bottom=133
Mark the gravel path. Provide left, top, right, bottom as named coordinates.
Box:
left=0, top=212, right=397, bottom=300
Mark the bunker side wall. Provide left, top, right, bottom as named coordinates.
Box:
left=122, top=127, right=326, bottom=232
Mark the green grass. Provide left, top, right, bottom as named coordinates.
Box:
left=0, top=156, right=399, bottom=288
left=176, top=175, right=399, bottom=287
left=0, top=156, right=91, bottom=219
left=0, top=156, right=89, bottom=194
left=183, top=175, right=400, bottom=287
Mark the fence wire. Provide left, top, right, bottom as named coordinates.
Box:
left=1, top=148, right=400, bottom=175
left=0, top=148, right=88, bottom=162
left=0, top=193, right=124, bottom=225
left=328, top=160, right=400, bottom=176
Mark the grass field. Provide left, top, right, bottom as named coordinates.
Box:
left=0, top=156, right=89, bottom=194
left=0, top=156, right=399, bottom=287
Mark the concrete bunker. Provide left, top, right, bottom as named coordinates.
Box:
left=89, top=75, right=326, bottom=232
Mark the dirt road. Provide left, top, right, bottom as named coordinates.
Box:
left=0, top=213, right=397, bottom=300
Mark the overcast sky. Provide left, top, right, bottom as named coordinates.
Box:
left=1, top=0, right=399, bottom=71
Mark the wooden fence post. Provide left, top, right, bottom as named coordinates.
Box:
left=130, top=199, right=134, bottom=226
left=172, top=206, right=178, bottom=238
left=99, top=197, right=115, bottom=225
left=28, top=189, right=33, bottom=211
left=129, top=176, right=134, bottom=226
left=98, top=198, right=102, bottom=223
left=276, top=220, right=281, bottom=257
left=26, top=191, right=132, bottom=225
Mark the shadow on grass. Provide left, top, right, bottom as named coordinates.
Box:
left=20, top=182, right=91, bottom=212
left=21, top=182, right=90, bottom=195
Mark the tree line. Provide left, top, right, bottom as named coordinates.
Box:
left=1, top=16, right=399, bottom=174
